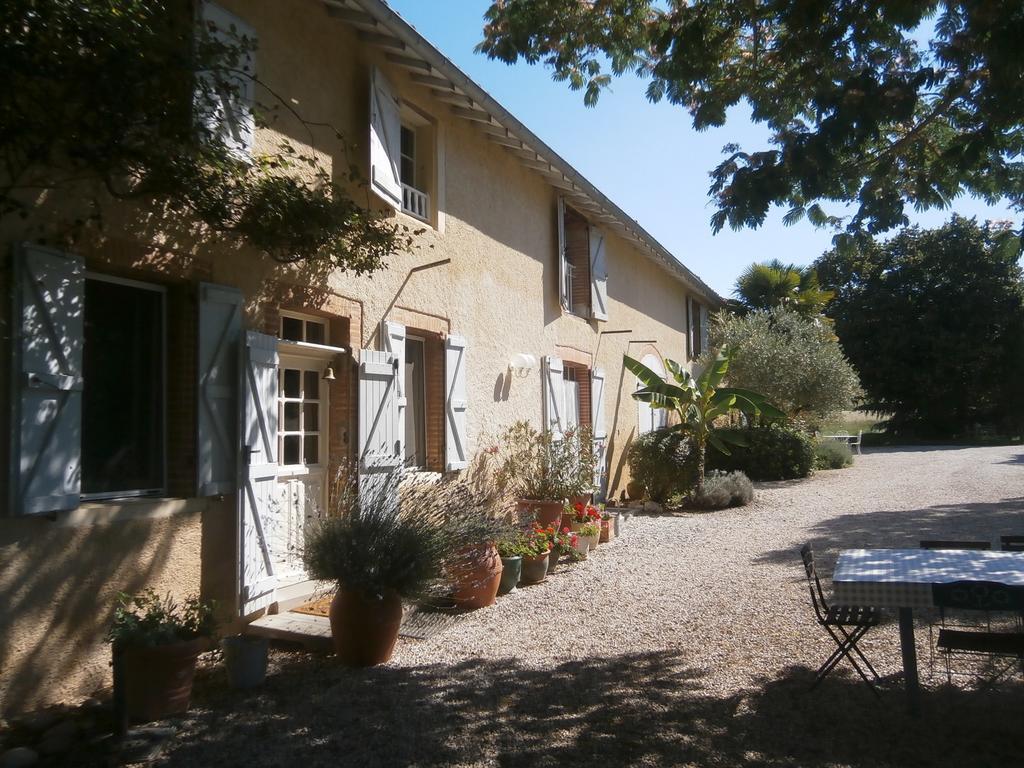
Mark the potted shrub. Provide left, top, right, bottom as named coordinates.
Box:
left=107, top=590, right=215, bottom=724
left=519, top=528, right=552, bottom=585
left=578, top=521, right=601, bottom=551
left=564, top=425, right=597, bottom=507
left=304, top=469, right=508, bottom=665
left=495, top=421, right=576, bottom=528
left=496, top=534, right=529, bottom=595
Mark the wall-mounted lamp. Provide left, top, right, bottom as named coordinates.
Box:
left=508, top=353, right=537, bottom=377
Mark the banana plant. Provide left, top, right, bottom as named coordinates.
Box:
left=625, top=348, right=785, bottom=492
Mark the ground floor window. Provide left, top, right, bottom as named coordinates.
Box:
left=81, top=275, right=165, bottom=498
left=404, top=335, right=428, bottom=468
left=563, top=363, right=591, bottom=432
left=279, top=362, right=326, bottom=468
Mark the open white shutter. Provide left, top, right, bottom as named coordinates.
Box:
left=557, top=196, right=570, bottom=311
left=11, top=245, right=84, bottom=515
left=381, top=320, right=407, bottom=465
left=700, top=304, right=710, bottom=352
left=369, top=66, right=403, bottom=209
left=543, top=356, right=565, bottom=440
left=359, top=348, right=401, bottom=498
left=687, top=297, right=696, bottom=359
left=198, top=2, right=256, bottom=157
left=589, top=226, right=609, bottom=321
left=445, top=334, right=469, bottom=471
left=239, top=331, right=278, bottom=616
left=197, top=282, right=242, bottom=496
left=590, top=367, right=607, bottom=498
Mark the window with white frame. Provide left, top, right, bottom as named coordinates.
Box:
left=399, top=114, right=433, bottom=222
left=280, top=312, right=327, bottom=345
left=278, top=311, right=330, bottom=469
left=81, top=275, right=166, bottom=498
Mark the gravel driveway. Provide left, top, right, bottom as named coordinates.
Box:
left=160, top=445, right=1024, bottom=768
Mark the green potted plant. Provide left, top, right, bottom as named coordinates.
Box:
left=563, top=425, right=598, bottom=506
left=496, top=534, right=529, bottom=595
left=494, top=421, right=576, bottom=528
left=107, top=590, right=215, bottom=723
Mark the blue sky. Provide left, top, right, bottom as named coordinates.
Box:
left=387, top=1, right=1016, bottom=297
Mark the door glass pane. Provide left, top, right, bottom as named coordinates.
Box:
left=303, top=371, right=319, bottom=399
left=283, top=402, right=300, bottom=431
left=281, top=316, right=303, bottom=341
left=283, top=368, right=300, bottom=398
left=303, top=403, right=319, bottom=429
left=303, top=435, right=319, bottom=465
left=282, top=435, right=300, bottom=465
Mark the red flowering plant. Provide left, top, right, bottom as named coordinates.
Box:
left=533, top=522, right=576, bottom=556
left=523, top=526, right=552, bottom=557
left=566, top=502, right=602, bottom=525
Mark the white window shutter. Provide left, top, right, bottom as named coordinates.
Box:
left=543, top=356, right=565, bottom=440
left=359, top=348, right=402, bottom=499
left=589, top=226, right=609, bottom=321
left=239, top=331, right=278, bottom=615
left=445, top=334, right=469, bottom=471
left=198, top=2, right=256, bottom=157
left=11, top=245, right=84, bottom=515
left=369, top=66, right=403, bottom=209
left=557, top=196, right=570, bottom=311
left=591, top=367, right=607, bottom=440
left=197, top=282, right=242, bottom=496
left=687, top=297, right=695, bottom=359
left=381, top=320, right=407, bottom=464
left=700, top=304, right=710, bottom=352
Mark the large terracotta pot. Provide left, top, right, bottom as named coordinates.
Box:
left=451, top=543, right=503, bottom=609
left=519, top=551, right=551, bottom=585
left=116, top=637, right=207, bottom=723
left=517, top=498, right=563, bottom=528
left=329, top=588, right=404, bottom=666
left=498, top=556, right=522, bottom=595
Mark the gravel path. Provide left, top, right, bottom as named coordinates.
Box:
left=160, top=445, right=1024, bottom=768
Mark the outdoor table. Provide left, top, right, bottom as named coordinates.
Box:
left=832, top=548, right=1024, bottom=712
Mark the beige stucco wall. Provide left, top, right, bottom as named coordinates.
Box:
left=0, top=0, right=710, bottom=712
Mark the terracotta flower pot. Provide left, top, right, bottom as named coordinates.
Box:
left=329, top=588, right=404, bottom=666
left=498, top=556, right=522, bottom=595
left=599, top=519, right=612, bottom=543
left=547, top=548, right=559, bottom=575
left=519, top=551, right=551, bottom=585
left=115, top=637, right=207, bottom=723
left=560, top=511, right=575, bottom=531
left=450, top=543, right=503, bottom=609
left=517, top=499, right=564, bottom=528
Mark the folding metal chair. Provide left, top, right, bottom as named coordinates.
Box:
left=919, top=540, right=992, bottom=670
left=1000, top=536, right=1024, bottom=552
left=933, top=581, right=1024, bottom=690
left=799, top=544, right=881, bottom=696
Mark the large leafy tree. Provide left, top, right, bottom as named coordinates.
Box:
left=814, top=215, right=1024, bottom=437
left=479, top=1, right=1024, bottom=240
left=708, top=307, right=861, bottom=426
left=733, top=260, right=833, bottom=315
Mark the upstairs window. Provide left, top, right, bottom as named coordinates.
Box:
left=557, top=197, right=609, bottom=321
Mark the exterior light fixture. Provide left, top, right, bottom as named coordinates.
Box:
left=508, top=353, right=536, bottom=376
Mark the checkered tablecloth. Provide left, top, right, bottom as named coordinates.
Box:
left=832, top=548, right=1024, bottom=609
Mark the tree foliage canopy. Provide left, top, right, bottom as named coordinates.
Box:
left=0, top=0, right=404, bottom=271
left=814, top=215, right=1024, bottom=437
left=708, top=307, right=861, bottom=426
left=479, top=1, right=1024, bottom=240
left=733, top=259, right=833, bottom=315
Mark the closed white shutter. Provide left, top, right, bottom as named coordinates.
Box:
left=445, top=334, right=469, bottom=471
left=198, top=2, right=256, bottom=157
left=557, top=196, right=570, bottom=311
left=197, top=282, right=242, bottom=496
left=359, top=348, right=401, bottom=496
left=543, top=356, right=565, bottom=440
left=369, top=66, right=403, bottom=209
left=381, top=320, right=407, bottom=464
left=589, top=226, right=609, bottom=321
left=239, top=331, right=278, bottom=616
left=11, top=245, right=84, bottom=515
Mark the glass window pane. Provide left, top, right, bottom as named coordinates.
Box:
left=305, top=321, right=325, bottom=345
left=281, top=316, right=303, bottom=341
left=283, top=435, right=300, bottom=465
left=303, top=403, right=319, bottom=430
left=82, top=278, right=164, bottom=495
left=283, top=368, right=300, bottom=398
left=283, top=402, right=300, bottom=432
left=303, top=371, right=319, bottom=399
left=303, top=435, right=319, bottom=465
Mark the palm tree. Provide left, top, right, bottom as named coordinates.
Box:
left=734, top=260, right=833, bottom=315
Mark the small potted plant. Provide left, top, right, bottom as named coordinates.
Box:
left=599, top=510, right=614, bottom=543
left=541, top=525, right=576, bottom=574
left=496, top=534, right=529, bottom=595
left=518, top=527, right=552, bottom=585
left=570, top=530, right=590, bottom=560
left=107, top=590, right=215, bottom=723
left=568, top=501, right=602, bottom=546
left=578, top=520, right=601, bottom=552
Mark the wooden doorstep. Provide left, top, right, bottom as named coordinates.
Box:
left=244, top=612, right=333, bottom=652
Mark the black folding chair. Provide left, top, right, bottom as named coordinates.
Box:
left=919, top=540, right=993, bottom=669
left=799, top=544, right=881, bottom=696
left=919, top=540, right=991, bottom=550
left=1000, top=536, right=1024, bottom=552
left=933, top=581, right=1024, bottom=689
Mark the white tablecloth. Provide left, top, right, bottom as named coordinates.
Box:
left=832, top=548, right=1024, bottom=609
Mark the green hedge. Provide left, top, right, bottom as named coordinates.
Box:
left=626, top=429, right=697, bottom=502
left=706, top=424, right=815, bottom=480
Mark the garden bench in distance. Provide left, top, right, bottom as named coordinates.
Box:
left=820, top=430, right=862, bottom=454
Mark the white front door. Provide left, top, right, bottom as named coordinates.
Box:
left=274, top=352, right=329, bottom=584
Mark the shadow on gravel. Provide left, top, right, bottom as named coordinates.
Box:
left=754, top=497, right=1024, bottom=569
left=156, top=651, right=1024, bottom=768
